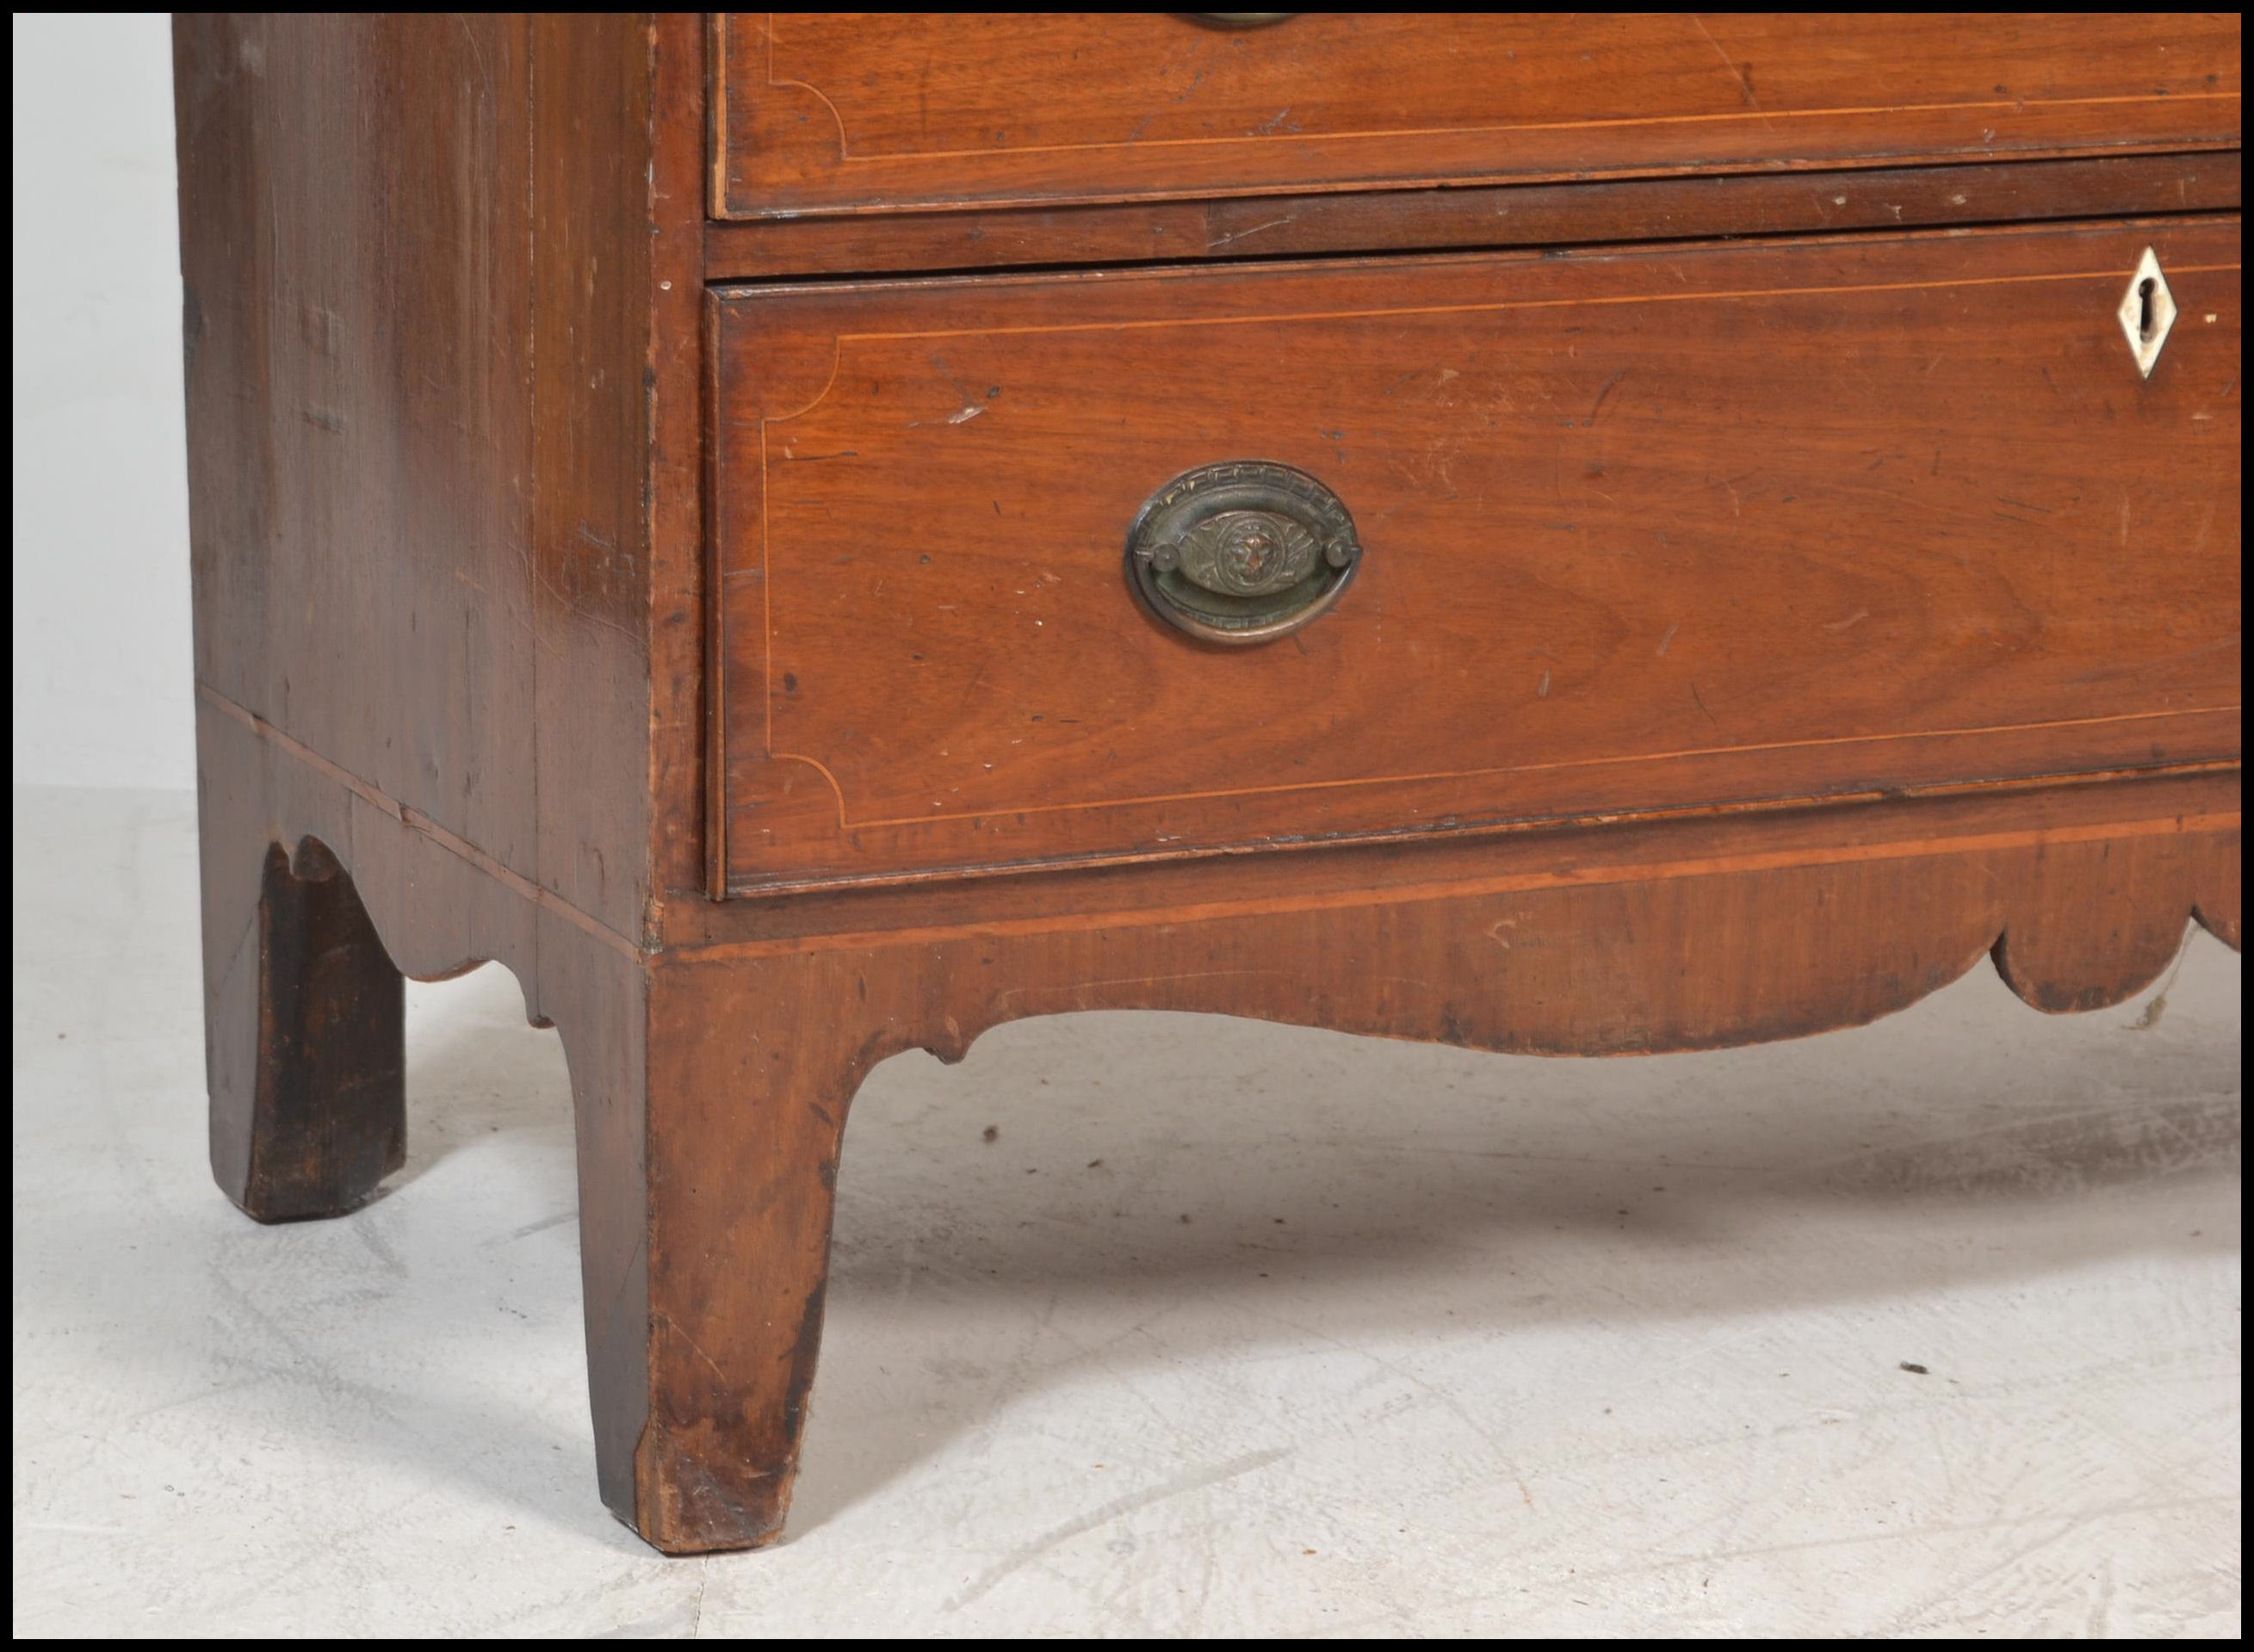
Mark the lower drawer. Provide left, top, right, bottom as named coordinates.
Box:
left=710, top=220, right=2242, bottom=895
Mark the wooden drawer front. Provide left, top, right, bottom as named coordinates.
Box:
left=711, top=13, right=2240, bottom=219
left=711, top=221, right=2242, bottom=895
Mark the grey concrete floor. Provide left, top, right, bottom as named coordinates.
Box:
left=11, top=785, right=2243, bottom=1637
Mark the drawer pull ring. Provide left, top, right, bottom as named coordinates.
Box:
left=1126, top=461, right=1363, bottom=645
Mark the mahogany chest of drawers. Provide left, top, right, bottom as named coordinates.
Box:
left=174, top=13, right=2241, bottom=1552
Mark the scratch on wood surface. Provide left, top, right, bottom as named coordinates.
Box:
left=455, top=13, right=494, bottom=110
left=535, top=572, right=641, bottom=649
left=1688, top=15, right=1768, bottom=117
left=1209, top=217, right=1294, bottom=250
left=995, top=968, right=1280, bottom=1009
left=655, top=1314, right=734, bottom=1387
left=1588, top=368, right=1629, bottom=424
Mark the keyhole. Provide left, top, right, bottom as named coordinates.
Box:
left=2121, top=251, right=2172, bottom=378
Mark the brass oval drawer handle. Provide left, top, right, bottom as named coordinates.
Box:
left=1126, top=461, right=1363, bottom=646
left=1186, top=13, right=1297, bottom=28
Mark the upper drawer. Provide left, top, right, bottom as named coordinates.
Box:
left=710, top=12, right=2242, bottom=219
left=708, top=220, right=2242, bottom=896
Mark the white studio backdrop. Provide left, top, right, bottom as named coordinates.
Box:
left=14, top=13, right=195, bottom=790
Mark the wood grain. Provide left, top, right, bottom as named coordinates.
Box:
left=650, top=9, right=715, bottom=915
left=203, top=835, right=406, bottom=1224
left=194, top=696, right=653, bottom=1520
left=635, top=772, right=2247, bottom=1551
left=195, top=698, right=2240, bottom=1553
left=530, top=12, right=659, bottom=934
left=714, top=219, right=2243, bottom=894
left=176, top=10, right=2246, bottom=1560
left=176, top=10, right=677, bottom=1538
left=713, top=12, right=2241, bottom=218
left=173, top=13, right=663, bottom=944
left=706, top=151, right=2245, bottom=282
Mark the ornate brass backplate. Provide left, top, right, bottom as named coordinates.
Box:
left=1124, top=461, right=1363, bottom=645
